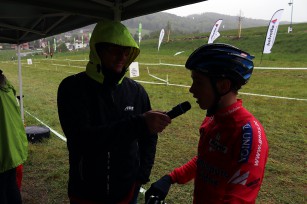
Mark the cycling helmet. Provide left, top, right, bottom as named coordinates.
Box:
left=185, top=43, right=254, bottom=86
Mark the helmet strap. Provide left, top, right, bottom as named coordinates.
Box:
left=206, top=78, right=220, bottom=116
left=206, top=78, right=232, bottom=116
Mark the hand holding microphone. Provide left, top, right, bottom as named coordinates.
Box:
left=143, top=101, right=191, bottom=134
left=143, top=110, right=171, bottom=134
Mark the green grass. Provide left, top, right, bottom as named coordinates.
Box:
left=0, top=23, right=306, bottom=204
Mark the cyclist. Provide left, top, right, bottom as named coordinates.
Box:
left=146, top=43, right=269, bottom=204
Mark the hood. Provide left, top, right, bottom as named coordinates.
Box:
left=85, top=19, right=140, bottom=84
left=0, top=76, right=15, bottom=94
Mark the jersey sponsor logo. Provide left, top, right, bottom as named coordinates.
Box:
left=239, top=122, right=253, bottom=163
left=124, top=106, right=134, bottom=111
left=253, top=120, right=263, bottom=166
left=197, top=159, right=228, bottom=178
left=209, top=139, right=227, bottom=153
left=209, top=133, right=227, bottom=153
left=228, top=169, right=250, bottom=185
left=197, top=159, right=228, bottom=186
left=220, top=105, right=241, bottom=116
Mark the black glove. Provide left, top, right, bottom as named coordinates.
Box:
left=145, top=175, right=172, bottom=203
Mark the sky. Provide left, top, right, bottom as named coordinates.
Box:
left=163, top=0, right=307, bottom=23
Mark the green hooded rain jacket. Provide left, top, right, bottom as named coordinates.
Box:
left=0, top=79, right=28, bottom=173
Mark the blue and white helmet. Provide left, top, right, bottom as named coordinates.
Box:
left=185, top=43, right=254, bottom=86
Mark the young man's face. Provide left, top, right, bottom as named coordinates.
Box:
left=98, top=44, right=131, bottom=74
left=189, top=70, right=215, bottom=110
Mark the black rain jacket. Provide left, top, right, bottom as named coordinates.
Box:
left=57, top=20, right=157, bottom=203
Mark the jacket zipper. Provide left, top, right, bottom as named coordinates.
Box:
left=107, top=151, right=111, bottom=195
left=79, top=156, right=84, bottom=181
left=107, top=90, right=115, bottom=196
left=111, top=90, right=115, bottom=103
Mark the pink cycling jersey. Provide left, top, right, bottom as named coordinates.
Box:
left=170, top=99, right=269, bottom=204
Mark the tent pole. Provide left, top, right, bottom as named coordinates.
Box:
left=17, top=44, right=24, bottom=123
left=114, top=0, right=122, bottom=21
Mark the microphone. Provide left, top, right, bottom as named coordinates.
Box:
left=166, top=101, right=191, bottom=119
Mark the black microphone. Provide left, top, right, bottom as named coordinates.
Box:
left=166, top=101, right=191, bottom=119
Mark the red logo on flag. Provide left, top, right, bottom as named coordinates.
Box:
left=271, top=19, right=278, bottom=23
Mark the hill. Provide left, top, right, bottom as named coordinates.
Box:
left=72, top=11, right=291, bottom=36
left=123, top=12, right=272, bottom=34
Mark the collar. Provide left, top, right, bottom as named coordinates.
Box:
left=213, top=99, right=243, bottom=121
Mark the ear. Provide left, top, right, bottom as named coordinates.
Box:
left=217, top=78, right=232, bottom=95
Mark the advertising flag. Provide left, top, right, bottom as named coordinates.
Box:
left=158, top=29, right=165, bottom=51
left=48, top=41, right=50, bottom=53
left=263, top=9, right=284, bottom=54
left=138, top=23, right=142, bottom=47
left=208, top=19, right=223, bottom=44
left=53, top=38, right=57, bottom=52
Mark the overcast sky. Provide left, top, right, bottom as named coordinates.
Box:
left=163, top=0, right=307, bottom=23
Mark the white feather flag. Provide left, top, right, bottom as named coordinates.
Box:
left=263, top=9, right=284, bottom=54
left=158, top=29, right=165, bottom=51
left=208, top=19, right=223, bottom=44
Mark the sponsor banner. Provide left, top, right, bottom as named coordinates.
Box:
left=27, top=59, right=32, bottom=65
left=129, top=62, right=139, bottom=77
left=263, top=9, right=284, bottom=54
left=208, top=19, right=223, bottom=44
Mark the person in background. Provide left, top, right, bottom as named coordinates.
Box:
left=145, top=43, right=269, bottom=204
left=57, top=20, right=171, bottom=204
left=0, top=69, right=28, bottom=204
left=15, top=165, right=23, bottom=190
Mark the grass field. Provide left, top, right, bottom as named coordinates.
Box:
left=0, top=23, right=306, bottom=204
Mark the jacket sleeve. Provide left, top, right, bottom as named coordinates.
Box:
left=223, top=120, right=269, bottom=203
left=136, top=85, right=158, bottom=184
left=57, top=75, right=151, bottom=151
left=169, top=156, right=197, bottom=184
